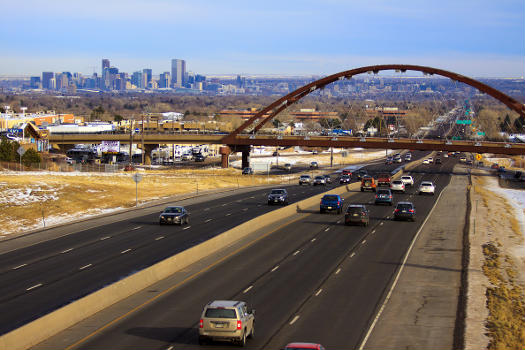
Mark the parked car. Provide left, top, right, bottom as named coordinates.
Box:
left=267, top=188, right=289, bottom=205
left=194, top=154, right=206, bottom=162
left=284, top=163, right=292, bottom=171
left=394, top=201, right=416, bottom=221
left=242, top=167, right=254, bottom=175
left=345, top=204, right=369, bottom=226
left=400, top=175, right=414, bottom=186
left=377, top=173, right=392, bottom=186
left=159, top=206, right=189, bottom=225
left=285, top=343, right=325, bottom=350
left=340, top=174, right=351, bottom=184
left=320, top=194, right=344, bottom=214
left=375, top=188, right=393, bottom=206
left=310, top=161, right=319, bottom=169
left=323, top=175, right=332, bottom=184
left=198, top=300, right=255, bottom=346
left=313, top=175, right=326, bottom=186
left=418, top=181, right=436, bottom=195
left=390, top=179, right=406, bottom=193
left=299, top=175, right=311, bottom=185
left=360, top=176, right=377, bottom=192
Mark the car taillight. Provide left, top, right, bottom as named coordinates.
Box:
left=394, top=209, right=399, bottom=212
left=361, top=212, right=366, bottom=216
left=199, top=319, right=203, bottom=328
left=337, top=201, right=340, bottom=205
left=409, top=209, right=414, bottom=213
left=236, top=320, right=242, bottom=330
left=389, top=195, right=392, bottom=198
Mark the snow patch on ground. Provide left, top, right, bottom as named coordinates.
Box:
left=0, top=185, right=60, bottom=206
left=485, top=176, right=525, bottom=259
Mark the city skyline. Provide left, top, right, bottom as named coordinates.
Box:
left=1, top=0, right=524, bottom=77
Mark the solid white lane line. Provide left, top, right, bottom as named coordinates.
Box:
left=311, top=238, right=317, bottom=242
left=226, top=213, right=232, bottom=216
left=350, top=252, right=356, bottom=258
left=325, top=228, right=330, bottom=232
left=155, top=236, right=165, bottom=241
left=335, top=268, right=341, bottom=274
left=293, top=250, right=300, bottom=256
left=271, top=265, right=279, bottom=272
left=132, top=226, right=142, bottom=230
left=290, top=315, right=300, bottom=325
left=13, top=263, right=27, bottom=270
left=243, top=286, right=253, bottom=293
left=183, top=226, right=191, bottom=230
left=361, top=240, right=367, bottom=244
left=315, top=289, right=323, bottom=296
left=100, top=236, right=110, bottom=241
left=121, top=249, right=131, bottom=254
left=61, top=248, right=73, bottom=253
left=79, top=264, right=92, bottom=270
left=26, top=283, right=42, bottom=291
left=205, top=219, right=212, bottom=223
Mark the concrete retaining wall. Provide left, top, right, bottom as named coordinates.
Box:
left=0, top=183, right=358, bottom=350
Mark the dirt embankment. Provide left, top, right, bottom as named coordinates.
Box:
left=466, top=173, right=525, bottom=350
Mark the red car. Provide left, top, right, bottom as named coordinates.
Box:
left=285, top=343, right=325, bottom=350
left=341, top=169, right=352, bottom=176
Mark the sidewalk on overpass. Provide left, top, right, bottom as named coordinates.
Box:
left=363, top=166, right=468, bottom=349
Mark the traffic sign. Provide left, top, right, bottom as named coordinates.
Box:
left=132, top=173, right=143, bottom=183
left=456, top=120, right=472, bottom=125
left=17, top=146, right=26, bottom=156
left=476, top=154, right=482, bottom=161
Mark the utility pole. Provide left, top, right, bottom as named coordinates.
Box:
left=141, top=114, right=145, bottom=165
left=129, top=118, right=133, bottom=165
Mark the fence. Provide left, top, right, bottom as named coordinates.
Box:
left=0, top=161, right=125, bottom=173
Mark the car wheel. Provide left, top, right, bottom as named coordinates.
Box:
left=320, top=209, right=324, bottom=214
left=185, top=217, right=189, bottom=225
left=198, top=336, right=206, bottom=345
left=249, top=324, right=255, bottom=339
left=360, top=188, right=364, bottom=192
left=239, top=331, right=246, bottom=347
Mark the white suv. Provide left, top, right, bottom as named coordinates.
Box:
left=400, top=175, right=414, bottom=186
left=199, top=300, right=255, bottom=346
left=418, top=181, right=436, bottom=195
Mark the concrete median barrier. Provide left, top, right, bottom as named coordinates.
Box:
left=0, top=183, right=358, bottom=350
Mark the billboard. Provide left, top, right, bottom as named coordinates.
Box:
left=101, top=141, right=120, bottom=153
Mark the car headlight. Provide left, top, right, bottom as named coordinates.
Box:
left=160, top=215, right=165, bottom=219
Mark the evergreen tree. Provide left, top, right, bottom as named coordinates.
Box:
left=514, top=115, right=525, bottom=133
left=21, top=148, right=41, bottom=167
left=0, top=137, right=15, bottom=161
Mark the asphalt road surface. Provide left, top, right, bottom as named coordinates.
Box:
left=49, top=152, right=457, bottom=350
left=0, top=151, right=428, bottom=335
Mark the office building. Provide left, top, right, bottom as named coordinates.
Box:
left=102, top=59, right=110, bottom=75
left=30, top=76, right=41, bottom=89
left=131, top=71, right=143, bottom=88
left=171, top=59, right=186, bottom=88
left=143, top=69, right=152, bottom=86
left=159, top=72, right=171, bottom=88
left=42, top=72, right=54, bottom=89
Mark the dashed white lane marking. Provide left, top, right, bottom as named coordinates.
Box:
left=337, top=220, right=341, bottom=224
left=100, top=236, right=111, bottom=241
left=315, top=289, right=323, bottom=296
left=132, top=226, right=142, bottom=230
left=242, top=208, right=248, bottom=211
left=311, top=238, right=317, bottom=242
left=205, top=219, right=212, bottom=223
left=361, top=240, right=367, bottom=244
left=167, top=346, right=174, bottom=350
left=293, top=250, right=300, bottom=256
left=243, top=286, right=253, bottom=293
left=380, top=222, right=384, bottom=226
left=226, top=213, right=232, bottom=216
left=183, top=226, right=191, bottom=230
left=372, top=230, right=376, bottom=234
left=289, top=315, right=300, bottom=325
left=350, top=252, right=356, bottom=258
left=155, top=236, right=165, bottom=241
left=250, top=196, right=255, bottom=199
left=121, top=249, right=131, bottom=254
left=204, top=208, right=210, bottom=211
left=324, top=228, right=330, bottom=232
left=271, top=265, right=279, bottom=272
left=335, top=268, right=341, bottom=274
left=26, top=283, right=42, bottom=291
left=79, top=264, right=92, bottom=270
left=222, top=203, right=228, bottom=206
left=61, top=248, right=73, bottom=253
left=13, top=263, right=27, bottom=270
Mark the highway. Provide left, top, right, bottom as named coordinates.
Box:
left=0, top=152, right=428, bottom=335
left=42, top=153, right=456, bottom=350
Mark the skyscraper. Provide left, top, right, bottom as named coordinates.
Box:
left=102, top=59, right=110, bottom=75
left=42, top=72, right=54, bottom=89
left=159, top=72, right=171, bottom=88
left=143, top=69, right=152, bottom=87
left=171, top=59, right=186, bottom=88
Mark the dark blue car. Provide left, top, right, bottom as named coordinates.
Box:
left=320, top=194, right=344, bottom=214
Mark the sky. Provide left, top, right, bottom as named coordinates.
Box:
left=1, top=0, right=524, bottom=77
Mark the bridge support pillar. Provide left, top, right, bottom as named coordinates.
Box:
left=241, top=149, right=250, bottom=169
left=143, top=144, right=156, bottom=165
left=219, top=146, right=231, bottom=168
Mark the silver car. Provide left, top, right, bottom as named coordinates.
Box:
left=390, top=179, right=406, bottom=193
left=313, top=175, right=326, bottom=186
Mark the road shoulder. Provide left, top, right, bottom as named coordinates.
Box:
left=364, top=167, right=467, bottom=349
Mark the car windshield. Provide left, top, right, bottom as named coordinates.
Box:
left=164, top=207, right=182, bottom=213
left=342, top=175, right=350, bottom=179
left=377, top=190, right=390, bottom=195
left=347, top=206, right=364, bottom=213
left=392, top=181, right=403, bottom=185
left=204, top=308, right=237, bottom=319
left=271, top=190, right=285, bottom=194
left=397, top=203, right=413, bottom=210
left=401, top=176, right=411, bottom=180
left=315, top=176, right=324, bottom=180
left=421, top=182, right=433, bottom=186
left=323, top=195, right=339, bottom=201
left=300, top=175, right=310, bottom=179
